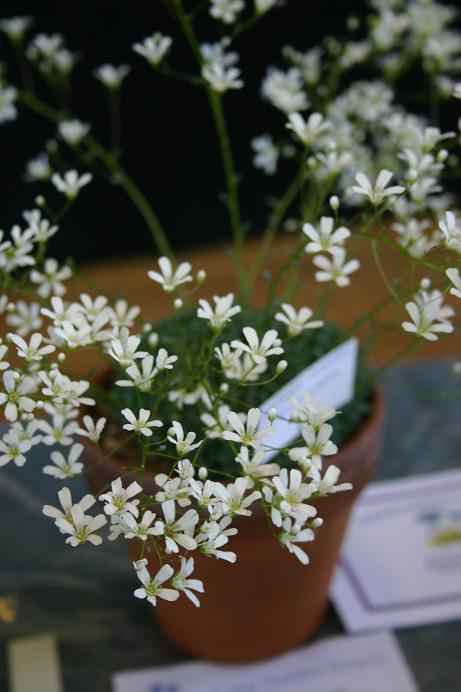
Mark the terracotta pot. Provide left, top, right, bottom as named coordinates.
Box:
left=83, top=388, right=385, bottom=663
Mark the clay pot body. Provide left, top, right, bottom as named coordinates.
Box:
left=84, top=389, right=385, bottom=663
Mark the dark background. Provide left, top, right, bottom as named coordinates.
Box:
left=0, top=0, right=450, bottom=265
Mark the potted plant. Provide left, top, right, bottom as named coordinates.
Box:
left=0, top=0, right=460, bottom=663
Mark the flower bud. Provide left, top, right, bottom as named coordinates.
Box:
left=35, top=195, right=46, bottom=207
left=329, top=195, right=340, bottom=211
left=268, top=407, right=277, bottom=422
left=148, top=332, right=159, bottom=347
left=312, top=517, right=324, bottom=528
left=142, top=322, right=152, bottom=333
left=196, top=269, right=207, bottom=283
left=276, top=360, right=288, bottom=374
left=420, top=277, right=431, bottom=289
left=174, top=298, right=183, bottom=310
left=220, top=382, right=229, bottom=394
left=198, top=466, right=208, bottom=480
left=57, top=352, right=66, bottom=362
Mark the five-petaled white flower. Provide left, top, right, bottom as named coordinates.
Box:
left=213, top=477, right=261, bottom=516
left=269, top=468, right=317, bottom=527
left=132, top=33, right=172, bottom=66
left=251, top=134, right=279, bottom=175
left=133, top=560, right=179, bottom=606
left=0, top=429, right=31, bottom=467
left=154, top=500, right=198, bottom=553
left=275, top=303, right=323, bottom=336
left=30, top=258, right=72, bottom=297
left=0, top=370, right=35, bottom=421
left=313, top=248, right=360, bottom=287
left=210, top=0, right=244, bottom=24
left=100, top=477, right=143, bottom=517
left=167, top=421, right=202, bottom=457
left=43, top=442, right=84, bottom=479
left=148, top=257, right=193, bottom=292
left=261, top=67, right=308, bottom=113
left=300, top=423, right=338, bottom=467
left=121, top=408, right=163, bottom=437
left=53, top=502, right=107, bottom=546
left=231, top=327, right=283, bottom=365
left=76, top=415, right=106, bottom=443
left=312, top=464, right=352, bottom=495
left=171, top=557, right=204, bottom=608
left=0, top=15, right=33, bottom=41
left=352, top=169, right=405, bottom=206
left=94, top=63, right=130, bottom=89
left=51, top=170, right=92, bottom=199
left=197, top=293, right=241, bottom=329
left=303, top=217, right=351, bottom=256
left=9, top=332, right=55, bottom=361
left=57, top=119, right=90, bottom=146
left=43, top=487, right=96, bottom=527
left=402, top=292, right=454, bottom=341
left=223, top=408, right=274, bottom=449
left=286, top=112, right=330, bottom=145
left=279, top=517, right=315, bottom=565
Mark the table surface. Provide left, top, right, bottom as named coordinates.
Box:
left=0, top=358, right=460, bottom=691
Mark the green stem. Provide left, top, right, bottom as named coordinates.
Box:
left=17, top=90, right=174, bottom=259
left=171, top=0, right=247, bottom=297
left=248, top=173, right=301, bottom=289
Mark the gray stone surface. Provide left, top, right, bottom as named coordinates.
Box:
left=0, top=359, right=460, bottom=691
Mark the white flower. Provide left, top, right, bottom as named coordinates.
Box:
left=275, top=303, right=323, bottom=336
left=197, top=293, right=241, bottom=329
left=30, top=259, right=72, bottom=298
left=0, top=15, right=33, bottom=40
left=155, top=348, right=178, bottom=372
left=154, top=500, right=198, bottom=553
left=116, top=510, right=158, bottom=542
left=167, top=421, right=202, bottom=457
left=36, top=416, right=79, bottom=446
left=115, top=354, right=156, bottom=391
left=133, top=560, right=179, bottom=606
left=23, top=208, right=58, bottom=242
left=251, top=135, right=279, bottom=175
left=303, top=216, right=351, bottom=256
left=54, top=503, right=107, bottom=547
left=279, top=518, right=314, bottom=565
left=0, top=429, right=31, bottom=467
left=300, top=423, right=338, bottom=466
left=286, top=112, right=330, bottom=145
left=8, top=332, right=55, bottom=361
left=352, top=169, right=405, bottom=206
left=269, top=468, right=317, bottom=527
left=438, top=211, right=461, bottom=252
left=454, top=83, right=461, bottom=99
left=210, top=0, right=244, bottom=24
left=223, top=408, right=274, bottom=449
left=25, top=152, right=52, bottom=182
left=108, top=335, right=147, bottom=367
left=132, top=33, right=172, bottom=66
left=171, top=557, right=204, bottom=608
left=255, top=0, right=278, bottom=14
left=202, top=61, right=243, bottom=93
left=58, top=119, right=90, bottom=146
left=76, top=415, right=106, bottom=443
left=231, top=327, right=283, bottom=365
left=148, top=257, right=193, bottom=292
left=289, top=393, right=336, bottom=428
left=43, top=443, right=84, bottom=479
left=100, top=478, right=143, bottom=517
left=0, top=370, right=35, bottom=421
left=0, top=344, right=9, bottom=371
left=313, top=464, right=352, bottom=495
left=43, top=487, right=96, bottom=527
left=213, top=477, right=261, bottom=516
left=313, top=248, right=360, bottom=287
left=261, top=68, right=308, bottom=113
left=6, top=301, right=42, bottom=335
left=446, top=267, right=461, bottom=299
left=41, top=297, right=81, bottom=326
left=51, top=170, right=92, bottom=199
left=111, top=300, right=141, bottom=329
left=402, top=292, right=454, bottom=341
left=121, top=408, right=163, bottom=437
left=94, top=63, right=130, bottom=88
left=0, top=84, right=17, bottom=123
left=235, top=446, right=280, bottom=479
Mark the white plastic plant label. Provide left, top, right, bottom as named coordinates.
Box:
left=259, top=337, right=359, bottom=460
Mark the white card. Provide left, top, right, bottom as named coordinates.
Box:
left=112, top=632, right=418, bottom=692
left=7, top=633, right=63, bottom=692
left=331, top=468, right=461, bottom=632
left=259, top=337, right=358, bottom=460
